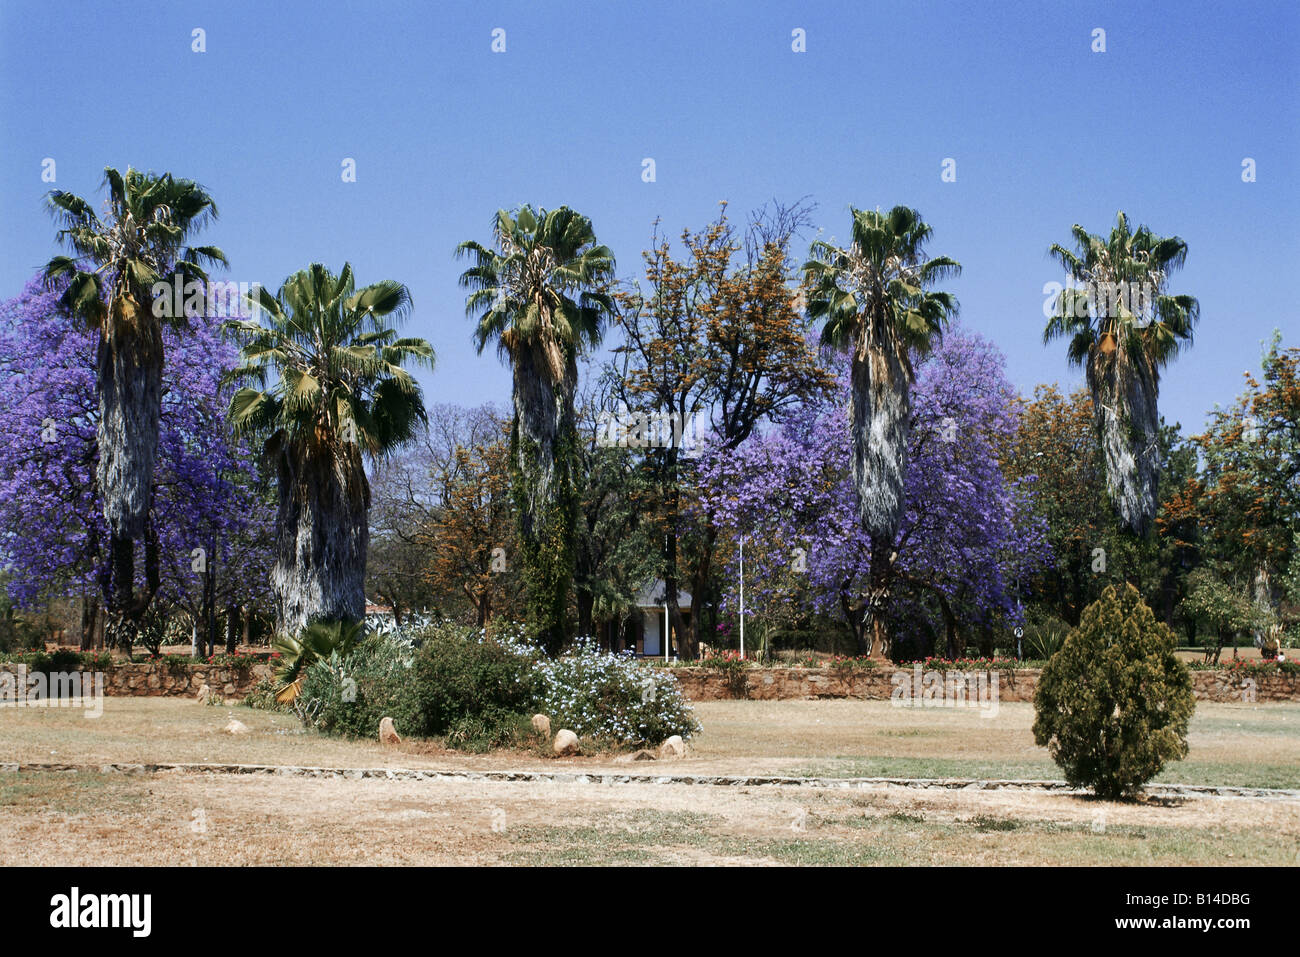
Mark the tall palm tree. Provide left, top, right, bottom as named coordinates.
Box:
left=43, top=166, right=226, bottom=644
left=803, top=206, right=960, bottom=656
left=456, top=206, right=616, bottom=654
left=224, top=263, right=434, bottom=633
left=1045, top=211, right=1198, bottom=536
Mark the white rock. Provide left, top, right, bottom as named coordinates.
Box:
left=553, top=729, right=579, bottom=756
left=659, top=735, right=687, bottom=759
left=531, top=714, right=551, bottom=737
left=223, top=719, right=249, bottom=735
left=379, top=716, right=401, bottom=746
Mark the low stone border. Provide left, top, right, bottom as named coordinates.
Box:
left=3, top=761, right=1295, bottom=802
left=4, top=660, right=1293, bottom=703
left=669, top=666, right=1300, bottom=703
left=0, top=661, right=271, bottom=699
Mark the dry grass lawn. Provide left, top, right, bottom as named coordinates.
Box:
left=1, top=697, right=1297, bottom=865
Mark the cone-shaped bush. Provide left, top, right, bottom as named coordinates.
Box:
left=1032, top=583, right=1194, bottom=798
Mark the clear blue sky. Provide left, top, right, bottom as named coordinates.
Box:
left=2, top=0, right=1296, bottom=434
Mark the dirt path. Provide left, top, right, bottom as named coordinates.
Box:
left=2, top=766, right=1297, bottom=866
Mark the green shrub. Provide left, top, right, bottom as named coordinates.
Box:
left=408, top=625, right=541, bottom=737
left=295, top=623, right=541, bottom=747
left=0, top=649, right=113, bottom=672
left=293, top=621, right=701, bottom=753
left=1022, top=614, right=1071, bottom=661
left=1032, top=584, right=1194, bottom=799
left=296, top=635, right=425, bottom=739
left=444, top=710, right=535, bottom=753
left=535, top=643, right=699, bottom=746
left=242, top=676, right=289, bottom=712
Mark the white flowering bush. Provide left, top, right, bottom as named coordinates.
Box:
left=535, top=641, right=699, bottom=746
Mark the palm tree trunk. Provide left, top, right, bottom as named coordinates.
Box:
left=511, top=351, right=578, bottom=655
left=849, top=337, right=911, bottom=659
left=850, top=343, right=911, bottom=541
left=271, top=447, right=369, bottom=634
left=97, top=324, right=163, bottom=645
left=1088, top=352, right=1160, bottom=536
left=867, top=535, right=894, bottom=658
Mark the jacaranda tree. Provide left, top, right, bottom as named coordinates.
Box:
left=0, top=275, right=272, bottom=650
left=801, top=206, right=960, bottom=654
left=695, top=325, right=1049, bottom=658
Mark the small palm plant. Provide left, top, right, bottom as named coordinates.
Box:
left=272, top=618, right=365, bottom=704
left=1045, top=212, right=1198, bottom=536
left=224, top=263, right=434, bottom=632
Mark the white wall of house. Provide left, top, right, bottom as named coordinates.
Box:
left=642, top=610, right=661, bottom=656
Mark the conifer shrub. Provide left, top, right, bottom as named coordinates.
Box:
left=1032, top=584, right=1194, bottom=798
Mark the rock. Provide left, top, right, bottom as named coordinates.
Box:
left=223, top=719, right=249, bottom=735
left=553, top=729, right=579, bottom=756
left=379, top=717, right=401, bottom=746
left=531, top=714, right=551, bottom=737
left=659, top=735, right=687, bottom=759
left=615, top=749, right=657, bottom=763
left=195, top=683, right=211, bottom=703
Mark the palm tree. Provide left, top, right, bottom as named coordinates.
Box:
left=224, top=263, right=434, bottom=633
left=43, top=166, right=226, bottom=644
left=803, top=206, right=960, bottom=656
left=1045, top=212, right=1198, bottom=536
left=456, top=206, right=616, bottom=654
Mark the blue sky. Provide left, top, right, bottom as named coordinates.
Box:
left=2, top=0, right=1295, bottom=434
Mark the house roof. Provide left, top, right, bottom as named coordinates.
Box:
left=633, top=579, right=692, bottom=608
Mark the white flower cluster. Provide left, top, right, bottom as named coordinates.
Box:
left=533, top=639, right=699, bottom=745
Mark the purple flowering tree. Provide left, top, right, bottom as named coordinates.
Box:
left=0, top=276, right=273, bottom=653
left=695, top=325, right=1051, bottom=659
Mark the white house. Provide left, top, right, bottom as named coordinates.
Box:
left=635, top=579, right=692, bottom=657
left=601, top=579, right=692, bottom=657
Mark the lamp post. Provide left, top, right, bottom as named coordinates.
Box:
left=663, top=602, right=669, bottom=663
left=739, top=536, right=745, bottom=659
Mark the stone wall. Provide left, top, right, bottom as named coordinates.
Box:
left=0, top=661, right=272, bottom=699
left=668, top=666, right=1300, bottom=704
left=4, top=661, right=1294, bottom=705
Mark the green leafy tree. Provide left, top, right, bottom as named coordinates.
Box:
left=457, top=206, right=616, bottom=654
left=802, top=206, right=960, bottom=656
left=611, top=201, right=833, bottom=657
left=1180, top=567, right=1269, bottom=663
left=42, top=166, right=226, bottom=643
left=1044, top=212, right=1199, bottom=537
left=224, top=264, right=434, bottom=633
left=1033, top=584, right=1194, bottom=798
left=572, top=372, right=660, bottom=643
left=1007, top=385, right=1199, bottom=628
left=1189, top=335, right=1300, bottom=636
